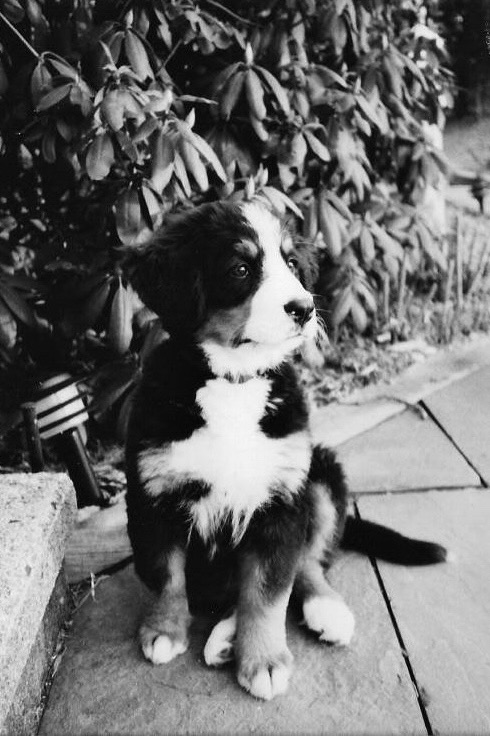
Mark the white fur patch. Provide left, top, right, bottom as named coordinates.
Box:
left=303, top=596, right=355, bottom=646
left=237, top=662, right=291, bottom=701
left=138, top=377, right=311, bottom=543
left=202, top=338, right=304, bottom=378
left=240, top=202, right=316, bottom=347
left=204, top=610, right=237, bottom=666
left=142, top=634, right=187, bottom=664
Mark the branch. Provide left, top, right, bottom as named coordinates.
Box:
left=0, top=11, right=40, bottom=60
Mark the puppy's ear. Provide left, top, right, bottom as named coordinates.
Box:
left=294, top=238, right=319, bottom=292
left=124, top=213, right=205, bottom=335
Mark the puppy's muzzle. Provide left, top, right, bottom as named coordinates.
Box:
left=284, top=298, right=315, bottom=328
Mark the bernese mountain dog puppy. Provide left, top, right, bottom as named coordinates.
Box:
left=125, top=200, right=446, bottom=701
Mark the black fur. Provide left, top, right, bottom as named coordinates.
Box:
left=125, top=200, right=447, bottom=699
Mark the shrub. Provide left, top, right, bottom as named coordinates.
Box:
left=0, top=0, right=453, bottom=436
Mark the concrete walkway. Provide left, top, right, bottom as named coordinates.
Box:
left=39, top=338, right=490, bottom=735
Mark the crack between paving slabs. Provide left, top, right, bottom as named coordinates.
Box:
left=419, top=401, right=489, bottom=488
left=353, top=502, right=433, bottom=736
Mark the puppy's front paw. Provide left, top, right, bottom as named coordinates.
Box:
left=140, top=625, right=188, bottom=665
left=303, top=595, right=355, bottom=646
left=204, top=611, right=237, bottom=667
left=237, top=649, right=293, bottom=701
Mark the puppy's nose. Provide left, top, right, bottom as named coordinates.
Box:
left=284, top=298, right=315, bottom=327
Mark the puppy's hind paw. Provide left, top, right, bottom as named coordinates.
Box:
left=303, top=596, right=355, bottom=646
left=204, top=610, right=237, bottom=667
left=140, top=626, right=188, bottom=665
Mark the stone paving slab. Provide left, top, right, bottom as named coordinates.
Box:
left=0, top=473, right=76, bottom=735
left=337, top=410, right=480, bottom=494
left=357, top=489, right=490, bottom=735
left=311, top=335, right=490, bottom=448
left=39, top=554, right=425, bottom=736
left=423, top=365, right=490, bottom=485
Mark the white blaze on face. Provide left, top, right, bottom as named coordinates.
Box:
left=240, top=202, right=314, bottom=345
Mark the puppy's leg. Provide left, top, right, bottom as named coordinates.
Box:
left=295, top=481, right=355, bottom=646
left=204, top=609, right=237, bottom=667
left=139, top=546, right=191, bottom=665
left=234, top=503, right=306, bottom=701
left=235, top=552, right=294, bottom=701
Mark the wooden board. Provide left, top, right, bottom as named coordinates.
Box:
left=424, top=365, right=490, bottom=485
left=39, top=556, right=425, bottom=735
left=337, top=409, right=480, bottom=493
left=358, top=489, right=490, bottom=735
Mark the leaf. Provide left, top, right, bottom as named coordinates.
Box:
left=101, top=89, right=124, bottom=131
left=124, top=30, right=153, bottom=81
left=177, top=124, right=227, bottom=182
left=0, top=284, right=36, bottom=326
left=318, top=196, right=342, bottom=258
left=213, top=62, right=242, bottom=94
left=37, top=83, right=72, bottom=111
left=370, top=220, right=404, bottom=261
left=0, top=61, right=8, bottom=96
left=133, top=117, right=160, bottom=144
left=151, top=132, right=174, bottom=193
left=303, top=197, right=318, bottom=240
left=46, top=56, right=78, bottom=81
left=260, top=187, right=302, bottom=218
left=139, top=184, right=162, bottom=231
left=41, top=131, right=56, bottom=163
left=31, top=62, right=52, bottom=105
left=249, top=115, right=268, bottom=141
left=332, top=287, right=354, bottom=327
left=311, top=64, right=348, bottom=89
left=255, top=66, right=290, bottom=114
left=220, top=70, right=245, bottom=119
left=303, top=128, right=330, bottom=162
left=86, top=133, right=114, bottom=181
left=115, top=131, right=138, bottom=161
left=173, top=152, right=192, bottom=198
left=114, top=188, right=145, bottom=246
left=350, top=298, right=367, bottom=333
left=356, top=94, right=381, bottom=130
left=325, top=191, right=353, bottom=222
left=108, top=281, right=132, bottom=354
left=1, top=0, right=24, bottom=23
left=179, top=139, right=208, bottom=191
left=359, top=226, right=375, bottom=265
left=0, top=300, right=17, bottom=350
left=245, top=69, right=267, bottom=121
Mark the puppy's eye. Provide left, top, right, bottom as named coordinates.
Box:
left=229, top=263, right=250, bottom=279
left=287, top=256, right=299, bottom=273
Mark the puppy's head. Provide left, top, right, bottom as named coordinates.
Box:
left=127, top=200, right=319, bottom=374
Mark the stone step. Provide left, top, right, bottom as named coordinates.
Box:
left=0, top=473, right=76, bottom=736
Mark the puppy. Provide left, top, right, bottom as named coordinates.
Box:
left=125, top=200, right=446, bottom=701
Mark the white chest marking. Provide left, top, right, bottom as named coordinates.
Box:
left=138, top=377, right=311, bottom=543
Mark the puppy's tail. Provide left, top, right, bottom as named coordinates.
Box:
left=341, top=516, right=448, bottom=565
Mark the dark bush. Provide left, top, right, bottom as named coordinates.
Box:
left=0, top=0, right=453, bottom=436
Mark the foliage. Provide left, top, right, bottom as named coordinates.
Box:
left=0, top=0, right=455, bottom=436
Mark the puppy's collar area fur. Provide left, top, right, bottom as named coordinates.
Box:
left=201, top=337, right=304, bottom=381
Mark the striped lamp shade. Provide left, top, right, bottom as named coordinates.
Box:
left=34, top=374, right=88, bottom=440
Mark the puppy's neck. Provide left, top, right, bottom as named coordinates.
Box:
left=201, top=339, right=301, bottom=382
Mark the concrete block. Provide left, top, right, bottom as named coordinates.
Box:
left=0, top=473, right=76, bottom=735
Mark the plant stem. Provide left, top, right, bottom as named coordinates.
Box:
left=0, top=11, right=40, bottom=60
left=455, top=214, right=463, bottom=309
left=202, top=0, right=255, bottom=26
